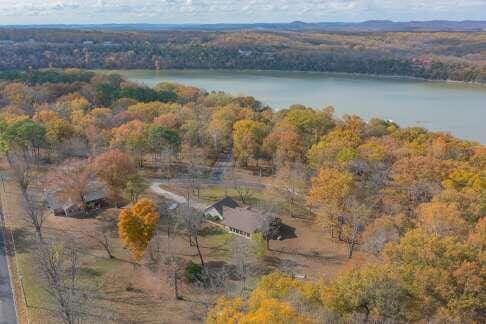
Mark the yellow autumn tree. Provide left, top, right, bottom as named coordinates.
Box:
left=206, top=297, right=244, bottom=324
left=207, top=272, right=315, bottom=324
left=118, top=198, right=160, bottom=261
left=240, top=298, right=309, bottom=324
left=416, top=202, right=468, bottom=236
left=307, top=167, right=354, bottom=236
left=307, top=167, right=354, bottom=206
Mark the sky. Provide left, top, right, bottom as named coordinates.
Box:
left=0, top=0, right=485, bottom=25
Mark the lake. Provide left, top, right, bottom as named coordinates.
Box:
left=109, top=69, right=486, bottom=143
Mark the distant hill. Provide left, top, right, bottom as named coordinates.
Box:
left=2, top=20, right=486, bottom=32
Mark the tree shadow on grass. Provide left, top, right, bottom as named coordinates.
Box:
left=264, top=255, right=304, bottom=270
left=199, top=226, right=225, bottom=237
left=9, top=227, right=37, bottom=254
left=272, top=247, right=345, bottom=263
left=277, top=223, right=297, bottom=240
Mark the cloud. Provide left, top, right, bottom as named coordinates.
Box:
left=0, top=0, right=485, bottom=24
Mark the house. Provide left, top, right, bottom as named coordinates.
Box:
left=45, top=182, right=106, bottom=217
left=45, top=192, right=83, bottom=217
left=204, top=197, right=279, bottom=239
left=238, top=49, right=253, bottom=57
left=219, top=206, right=266, bottom=238
left=204, top=196, right=240, bottom=220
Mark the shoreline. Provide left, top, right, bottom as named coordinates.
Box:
left=98, top=67, right=486, bottom=144
left=99, top=68, right=486, bottom=89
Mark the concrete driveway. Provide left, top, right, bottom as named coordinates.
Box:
left=149, top=182, right=207, bottom=211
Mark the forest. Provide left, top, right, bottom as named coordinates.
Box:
left=0, top=29, right=486, bottom=82
left=0, top=69, right=483, bottom=323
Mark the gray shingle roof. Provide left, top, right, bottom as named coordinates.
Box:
left=45, top=191, right=75, bottom=211
left=220, top=206, right=264, bottom=234
left=205, top=196, right=240, bottom=215
left=45, top=181, right=106, bottom=211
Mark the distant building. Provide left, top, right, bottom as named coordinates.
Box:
left=82, top=40, right=94, bottom=45
left=103, top=41, right=114, bottom=46
left=238, top=49, right=253, bottom=57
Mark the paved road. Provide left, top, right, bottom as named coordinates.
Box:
left=0, top=220, right=17, bottom=324
left=209, top=152, right=233, bottom=182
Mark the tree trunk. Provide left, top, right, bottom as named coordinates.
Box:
left=138, top=151, right=144, bottom=168
left=194, top=234, right=205, bottom=268
left=362, top=304, right=370, bottom=322
left=347, top=227, right=359, bottom=259
left=173, top=269, right=181, bottom=300
left=188, top=233, right=193, bottom=247
left=347, top=240, right=356, bottom=259
left=289, top=197, right=294, bottom=218
left=338, top=224, right=344, bottom=241
left=101, top=233, right=114, bottom=259
left=35, top=226, right=43, bottom=241
left=240, top=276, right=247, bottom=295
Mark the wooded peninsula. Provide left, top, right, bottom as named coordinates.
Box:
left=1, top=29, right=486, bottom=82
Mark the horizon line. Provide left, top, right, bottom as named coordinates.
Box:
left=1, top=19, right=486, bottom=27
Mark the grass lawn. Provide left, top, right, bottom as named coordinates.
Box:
left=160, top=183, right=265, bottom=208
left=199, top=226, right=234, bottom=260
left=1, top=181, right=54, bottom=323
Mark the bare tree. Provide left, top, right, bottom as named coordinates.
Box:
left=342, top=199, right=372, bottom=259
left=266, top=162, right=308, bottom=218
left=7, top=151, right=34, bottom=194
left=22, top=190, right=46, bottom=241
left=165, top=231, right=183, bottom=300
left=362, top=215, right=400, bottom=255
left=182, top=144, right=208, bottom=200
left=124, top=174, right=146, bottom=203
left=178, top=206, right=206, bottom=268
left=193, top=265, right=231, bottom=316
left=228, top=166, right=254, bottom=205
left=46, top=159, right=93, bottom=214
left=87, top=214, right=117, bottom=259
left=232, top=237, right=255, bottom=294
left=149, top=202, right=183, bottom=300
left=147, top=231, right=182, bottom=300
left=258, top=213, right=282, bottom=251
left=37, top=244, right=86, bottom=324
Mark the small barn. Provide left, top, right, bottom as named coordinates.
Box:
left=45, top=182, right=107, bottom=217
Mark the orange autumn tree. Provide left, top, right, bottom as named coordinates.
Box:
left=118, top=198, right=160, bottom=261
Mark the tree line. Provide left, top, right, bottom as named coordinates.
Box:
left=0, top=29, right=485, bottom=82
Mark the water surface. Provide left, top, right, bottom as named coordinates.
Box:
left=109, top=69, right=486, bottom=143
